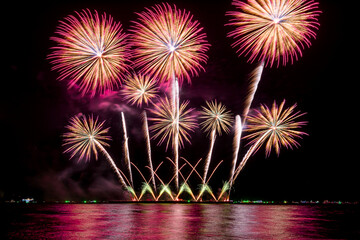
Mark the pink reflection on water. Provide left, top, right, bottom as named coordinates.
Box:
left=51, top=204, right=323, bottom=239
left=222, top=205, right=323, bottom=239
left=6, top=203, right=354, bottom=239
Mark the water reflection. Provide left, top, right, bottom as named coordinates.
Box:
left=4, top=204, right=360, bottom=239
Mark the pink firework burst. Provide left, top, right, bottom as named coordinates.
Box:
left=63, top=114, right=111, bottom=162
left=226, top=0, right=321, bottom=67
left=130, top=3, right=210, bottom=85
left=147, top=96, right=197, bottom=150
left=244, top=100, right=308, bottom=157
left=48, top=9, right=131, bottom=96
left=120, top=74, right=159, bottom=107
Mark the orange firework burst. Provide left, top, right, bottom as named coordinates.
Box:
left=244, top=100, right=307, bottom=157
left=130, top=3, right=210, bottom=85
left=49, top=9, right=131, bottom=96
left=199, top=100, right=234, bottom=136
left=63, top=114, right=111, bottom=161
left=120, top=74, right=159, bottom=107
left=148, top=97, right=197, bottom=150
left=226, top=0, right=321, bottom=67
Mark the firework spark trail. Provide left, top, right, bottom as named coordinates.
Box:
left=172, top=77, right=180, bottom=190
left=229, top=115, right=242, bottom=187
left=178, top=158, right=221, bottom=201
left=115, top=168, right=138, bottom=200
left=181, top=157, right=204, bottom=182
left=166, top=157, right=192, bottom=200
left=242, top=61, right=264, bottom=121
left=179, top=157, right=206, bottom=200
left=167, top=157, right=201, bottom=200
left=121, top=112, right=133, bottom=187
left=144, top=162, right=164, bottom=190
left=142, top=111, right=156, bottom=191
left=93, top=140, right=128, bottom=188
left=217, top=182, right=230, bottom=201
left=157, top=185, right=175, bottom=201
left=175, top=158, right=202, bottom=201
left=139, top=183, right=156, bottom=201
left=152, top=162, right=187, bottom=201
left=178, top=183, right=196, bottom=201
left=130, top=162, right=147, bottom=184
left=233, top=129, right=272, bottom=182
left=49, top=9, right=131, bottom=96
left=199, top=100, right=233, bottom=183
left=145, top=166, right=170, bottom=201
left=131, top=162, right=156, bottom=201
left=196, top=160, right=223, bottom=201
left=197, top=184, right=217, bottom=202
left=145, top=162, right=165, bottom=200
left=202, top=129, right=216, bottom=184
left=151, top=167, right=174, bottom=201
left=226, top=0, right=321, bottom=67
left=116, top=168, right=133, bottom=189
left=125, top=186, right=139, bottom=201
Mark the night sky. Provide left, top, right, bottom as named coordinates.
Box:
left=2, top=0, right=357, bottom=202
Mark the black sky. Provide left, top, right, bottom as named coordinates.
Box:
left=1, top=0, right=357, bottom=201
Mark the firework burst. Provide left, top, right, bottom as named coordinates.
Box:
left=63, top=114, right=128, bottom=187
left=49, top=9, right=131, bottom=96
left=244, top=100, right=308, bottom=157
left=199, top=100, right=233, bottom=136
left=148, top=97, right=197, bottom=150
left=226, top=0, right=321, bottom=67
left=63, top=114, right=111, bottom=161
left=121, top=74, right=159, bottom=107
left=130, top=3, right=210, bottom=85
